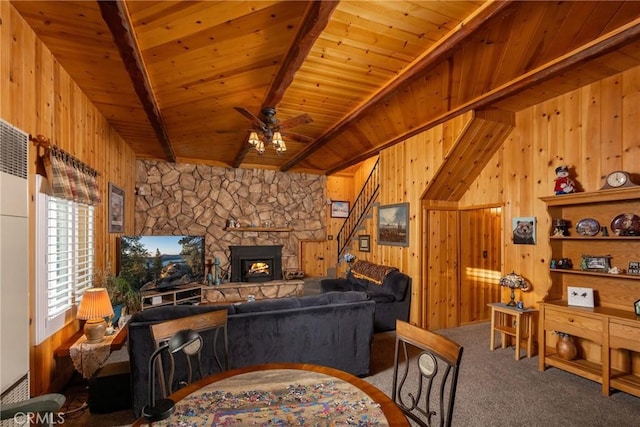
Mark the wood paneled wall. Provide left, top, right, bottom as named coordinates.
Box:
left=342, top=64, right=640, bottom=328
left=1, top=2, right=137, bottom=395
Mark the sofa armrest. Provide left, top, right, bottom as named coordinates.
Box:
left=320, top=278, right=353, bottom=293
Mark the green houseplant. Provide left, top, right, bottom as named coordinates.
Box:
left=95, top=269, right=140, bottom=325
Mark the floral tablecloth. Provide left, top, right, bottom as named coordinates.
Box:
left=145, top=369, right=389, bottom=426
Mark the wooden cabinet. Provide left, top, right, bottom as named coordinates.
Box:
left=539, top=302, right=640, bottom=397
left=140, top=283, right=203, bottom=311
left=538, top=188, right=640, bottom=397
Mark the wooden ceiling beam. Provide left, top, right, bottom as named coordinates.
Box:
left=98, top=0, right=176, bottom=162
left=281, top=0, right=512, bottom=172
left=232, top=0, right=338, bottom=168
left=324, top=16, right=640, bottom=175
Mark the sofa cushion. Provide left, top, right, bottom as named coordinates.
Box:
left=234, top=297, right=300, bottom=313
left=351, top=260, right=398, bottom=285
left=366, top=290, right=396, bottom=303
left=316, top=291, right=369, bottom=305
left=381, top=270, right=410, bottom=301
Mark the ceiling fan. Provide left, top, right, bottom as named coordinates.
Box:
left=234, top=107, right=313, bottom=155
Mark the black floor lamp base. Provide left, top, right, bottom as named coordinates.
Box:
left=142, top=398, right=175, bottom=422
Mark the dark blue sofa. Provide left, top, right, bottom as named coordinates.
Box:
left=321, top=260, right=411, bottom=331
left=127, top=291, right=375, bottom=417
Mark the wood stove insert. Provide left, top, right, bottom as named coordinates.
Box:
left=230, top=245, right=283, bottom=282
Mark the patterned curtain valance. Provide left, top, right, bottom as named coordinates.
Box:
left=32, top=135, right=102, bottom=206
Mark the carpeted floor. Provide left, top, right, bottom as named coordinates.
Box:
left=57, top=282, right=640, bottom=426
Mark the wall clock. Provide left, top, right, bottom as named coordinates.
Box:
left=600, top=171, right=639, bottom=190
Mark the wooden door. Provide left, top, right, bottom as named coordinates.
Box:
left=459, top=207, right=502, bottom=324
left=425, top=209, right=459, bottom=330
left=299, top=240, right=327, bottom=277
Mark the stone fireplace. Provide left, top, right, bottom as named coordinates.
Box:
left=230, top=245, right=283, bottom=282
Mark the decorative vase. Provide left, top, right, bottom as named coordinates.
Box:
left=556, top=335, right=577, bottom=360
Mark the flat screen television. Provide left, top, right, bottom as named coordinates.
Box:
left=118, top=235, right=205, bottom=291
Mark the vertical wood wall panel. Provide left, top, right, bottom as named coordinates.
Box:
left=343, top=65, right=640, bottom=328
left=1, top=3, right=137, bottom=395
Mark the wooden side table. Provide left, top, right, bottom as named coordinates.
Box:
left=488, top=302, right=537, bottom=360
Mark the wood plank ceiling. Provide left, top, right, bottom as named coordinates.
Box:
left=11, top=1, right=640, bottom=175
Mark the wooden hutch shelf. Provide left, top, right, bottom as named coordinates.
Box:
left=539, top=187, right=640, bottom=398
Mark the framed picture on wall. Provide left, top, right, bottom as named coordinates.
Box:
left=377, top=203, right=409, bottom=246
left=358, top=235, right=371, bottom=252
left=331, top=201, right=349, bottom=218
left=512, top=216, right=536, bottom=245
left=108, top=183, right=125, bottom=233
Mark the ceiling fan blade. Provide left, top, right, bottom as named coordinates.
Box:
left=234, top=106, right=266, bottom=128
left=281, top=131, right=314, bottom=143
left=279, top=113, right=313, bottom=130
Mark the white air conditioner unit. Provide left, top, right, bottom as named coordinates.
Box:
left=0, top=118, right=30, bottom=401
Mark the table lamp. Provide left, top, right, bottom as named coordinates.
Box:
left=76, top=287, right=114, bottom=343
left=142, top=329, right=203, bottom=422
left=499, top=271, right=530, bottom=307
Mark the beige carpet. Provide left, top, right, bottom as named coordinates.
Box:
left=58, top=315, right=640, bottom=426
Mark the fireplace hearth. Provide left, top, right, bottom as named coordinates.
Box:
left=230, top=245, right=283, bottom=282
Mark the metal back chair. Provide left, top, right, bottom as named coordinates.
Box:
left=392, top=320, right=463, bottom=427
left=150, top=309, right=228, bottom=397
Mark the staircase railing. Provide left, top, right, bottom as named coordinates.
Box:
left=337, top=158, right=380, bottom=262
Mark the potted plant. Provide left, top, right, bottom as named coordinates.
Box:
left=95, top=270, right=140, bottom=326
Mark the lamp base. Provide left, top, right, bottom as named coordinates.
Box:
left=84, top=318, right=107, bottom=343
left=142, top=399, right=175, bottom=422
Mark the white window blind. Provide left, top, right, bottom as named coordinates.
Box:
left=36, top=175, right=94, bottom=343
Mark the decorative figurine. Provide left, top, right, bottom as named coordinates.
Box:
left=601, top=226, right=609, bottom=237
left=554, top=165, right=575, bottom=195
left=552, top=218, right=570, bottom=236
left=214, top=257, right=221, bottom=285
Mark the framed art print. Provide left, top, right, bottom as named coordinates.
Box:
left=512, top=216, right=536, bottom=245
left=331, top=201, right=349, bottom=218
left=108, top=182, right=125, bottom=233
left=377, top=203, right=409, bottom=247
left=358, top=235, right=371, bottom=252
left=567, top=286, right=595, bottom=308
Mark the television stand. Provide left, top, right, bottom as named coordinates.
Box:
left=140, top=282, right=203, bottom=311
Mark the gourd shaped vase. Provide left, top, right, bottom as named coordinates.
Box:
left=556, top=335, right=577, bottom=360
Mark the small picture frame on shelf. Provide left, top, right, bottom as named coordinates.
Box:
left=568, top=286, right=595, bottom=308
left=635, top=299, right=640, bottom=316
left=580, top=255, right=612, bottom=272
left=628, top=261, right=640, bottom=275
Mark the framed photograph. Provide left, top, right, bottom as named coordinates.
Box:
left=377, top=203, right=409, bottom=247
left=331, top=200, right=349, bottom=218
left=358, top=235, right=371, bottom=252
left=512, top=216, right=536, bottom=245
left=580, top=255, right=612, bottom=272
left=635, top=299, right=640, bottom=316
left=628, top=261, right=640, bottom=275
left=108, top=182, right=125, bottom=233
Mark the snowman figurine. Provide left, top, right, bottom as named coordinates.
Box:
left=554, top=165, right=575, bottom=195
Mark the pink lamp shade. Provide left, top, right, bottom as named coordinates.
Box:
left=77, top=288, right=114, bottom=343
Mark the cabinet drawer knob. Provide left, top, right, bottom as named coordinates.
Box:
left=568, top=318, right=574, bottom=322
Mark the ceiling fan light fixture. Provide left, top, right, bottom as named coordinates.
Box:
left=248, top=131, right=260, bottom=146
left=255, top=140, right=265, bottom=154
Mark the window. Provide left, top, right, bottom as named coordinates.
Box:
left=36, top=175, right=94, bottom=344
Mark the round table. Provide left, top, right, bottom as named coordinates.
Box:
left=133, top=363, right=408, bottom=426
